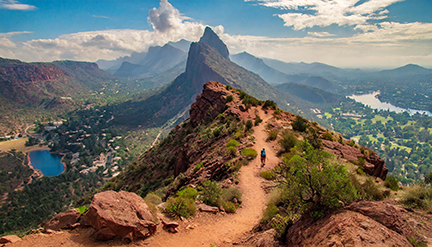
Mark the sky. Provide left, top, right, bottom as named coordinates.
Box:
left=0, top=0, right=431, bottom=69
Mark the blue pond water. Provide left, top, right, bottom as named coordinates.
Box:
left=29, top=150, right=64, bottom=177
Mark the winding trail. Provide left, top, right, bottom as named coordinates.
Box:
left=148, top=108, right=280, bottom=246
left=7, top=108, right=281, bottom=247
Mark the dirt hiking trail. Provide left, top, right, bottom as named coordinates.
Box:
left=7, top=108, right=281, bottom=247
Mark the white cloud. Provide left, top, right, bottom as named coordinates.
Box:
left=0, top=0, right=36, bottom=10
left=307, top=32, right=335, bottom=37
left=92, top=15, right=109, bottom=19
left=249, top=0, right=403, bottom=30
left=0, top=0, right=431, bottom=68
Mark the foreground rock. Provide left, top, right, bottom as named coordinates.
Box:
left=83, top=190, right=157, bottom=241
left=0, top=235, right=21, bottom=244
left=286, top=201, right=415, bottom=247
left=43, top=209, right=81, bottom=231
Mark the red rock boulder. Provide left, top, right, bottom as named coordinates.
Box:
left=43, top=208, right=81, bottom=231
left=83, top=190, right=157, bottom=241
left=0, top=235, right=21, bottom=244
left=322, top=140, right=388, bottom=179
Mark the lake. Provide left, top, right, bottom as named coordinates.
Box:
left=29, top=150, right=64, bottom=177
left=348, top=91, right=432, bottom=116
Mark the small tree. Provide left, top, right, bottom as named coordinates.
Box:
left=279, top=130, right=297, bottom=152
left=199, top=180, right=222, bottom=206
left=278, top=141, right=358, bottom=214
left=292, top=115, right=308, bottom=132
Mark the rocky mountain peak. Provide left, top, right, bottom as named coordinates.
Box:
left=199, top=27, right=229, bottom=59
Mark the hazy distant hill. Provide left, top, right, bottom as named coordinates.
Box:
left=112, top=27, right=287, bottom=128
left=232, top=52, right=335, bottom=91
left=377, top=64, right=432, bottom=78
left=275, top=82, right=344, bottom=105
left=167, top=39, right=191, bottom=52
left=96, top=51, right=148, bottom=73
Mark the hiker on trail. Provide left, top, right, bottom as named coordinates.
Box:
left=261, top=148, right=266, bottom=167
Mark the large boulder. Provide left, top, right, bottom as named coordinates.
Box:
left=83, top=190, right=157, bottom=241
left=0, top=235, right=21, bottom=244
left=286, top=200, right=416, bottom=247
left=43, top=208, right=81, bottom=231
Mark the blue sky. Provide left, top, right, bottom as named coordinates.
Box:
left=0, top=0, right=431, bottom=68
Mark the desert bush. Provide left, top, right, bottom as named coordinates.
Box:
left=245, top=120, right=253, bottom=131
left=234, top=131, right=243, bottom=140
left=227, top=146, right=237, bottom=156
left=144, top=193, right=162, bottom=205
left=223, top=201, right=237, bottom=213
left=266, top=129, right=279, bottom=142
left=241, top=148, right=257, bottom=159
left=226, top=139, right=240, bottom=147
left=213, top=127, right=221, bottom=137
left=402, top=185, right=432, bottom=212
left=260, top=170, right=276, bottom=180
left=255, top=115, right=262, bottom=126
left=263, top=100, right=277, bottom=109
left=262, top=204, right=278, bottom=223
left=226, top=85, right=233, bottom=90
left=163, top=176, right=174, bottom=186
left=279, top=130, right=297, bottom=152
left=177, top=187, right=199, bottom=200
left=242, top=94, right=260, bottom=108
left=222, top=186, right=242, bottom=204
left=292, top=115, right=308, bottom=132
left=274, top=108, right=281, bottom=115
left=226, top=94, right=234, bottom=103
left=322, top=132, right=333, bottom=141
left=385, top=176, right=399, bottom=191
left=194, top=162, right=203, bottom=172
left=77, top=206, right=88, bottom=214
left=165, top=196, right=196, bottom=218
left=199, top=180, right=222, bottom=206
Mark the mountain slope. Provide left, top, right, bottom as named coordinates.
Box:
left=275, top=82, right=344, bottom=104
left=112, top=27, right=287, bottom=128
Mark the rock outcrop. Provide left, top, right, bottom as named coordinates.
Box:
left=286, top=200, right=415, bottom=247
left=83, top=190, right=157, bottom=241
left=43, top=208, right=81, bottom=231
left=322, top=140, right=388, bottom=179
left=190, top=81, right=229, bottom=127
left=199, top=27, right=229, bottom=59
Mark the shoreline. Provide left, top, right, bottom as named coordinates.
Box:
left=26, top=153, right=44, bottom=180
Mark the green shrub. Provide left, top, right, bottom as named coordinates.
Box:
left=144, top=193, right=162, bottom=205
left=226, top=85, right=233, bottom=90
left=226, top=95, right=234, bottom=103
left=199, top=181, right=222, bottom=206
left=177, top=187, right=199, bottom=200
left=194, top=162, right=203, bottom=172
left=213, top=127, right=221, bottom=137
left=274, top=108, right=281, bottom=115
left=234, top=131, right=243, bottom=140
left=223, top=201, right=236, bottom=213
left=222, top=186, right=242, bottom=204
left=245, top=120, right=253, bottom=131
left=266, top=129, right=279, bottom=142
left=77, top=206, right=88, bottom=214
left=385, top=176, right=399, bottom=191
left=322, top=132, right=333, bottom=141
left=292, top=115, right=308, bottom=132
left=165, top=196, right=196, bottom=218
left=254, top=116, right=262, bottom=126
left=357, top=157, right=365, bottom=166
left=262, top=204, right=278, bottom=223
left=241, top=148, right=257, bottom=159
left=278, top=141, right=357, bottom=214
left=227, top=146, right=237, bottom=156
left=279, top=130, right=298, bottom=152
left=356, top=178, right=385, bottom=200
left=163, top=176, right=174, bottom=186
left=356, top=168, right=365, bottom=175
left=260, top=170, right=276, bottom=180
left=263, top=100, right=277, bottom=109
left=242, top=95, right=260, bottom=108
left=226, top=139, right=240, bottom=147
left=402, top=185, right=432, bottom=212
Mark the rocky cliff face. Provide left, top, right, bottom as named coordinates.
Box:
left=199, top=27, right=229, bottom=59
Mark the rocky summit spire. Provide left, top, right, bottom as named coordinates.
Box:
left=199, top=27, right=229, bottom=59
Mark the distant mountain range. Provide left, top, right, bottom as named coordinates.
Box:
left=111, top=27, right=288, bottom=128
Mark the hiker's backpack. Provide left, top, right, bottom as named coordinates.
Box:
left=261, top=149, right=266, bottom=157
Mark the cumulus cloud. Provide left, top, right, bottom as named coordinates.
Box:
left=0, top=0, right=431, bottom=68
left=0, top=0, right=36, bottom=10
left=0, top=1, right=212, bottom=62
left=249, top=0, right=403, bottom=30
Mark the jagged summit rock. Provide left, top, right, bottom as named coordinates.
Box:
left=199, top=27, right=229, bottom=59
